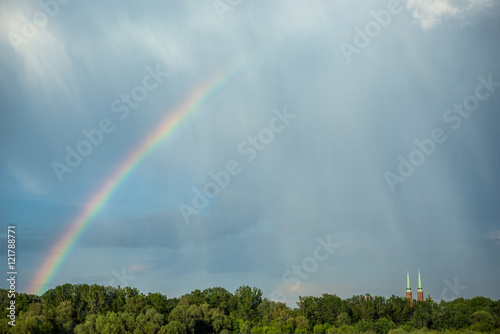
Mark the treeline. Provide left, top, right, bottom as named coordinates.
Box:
left=1, top=284, right=499, bottom=333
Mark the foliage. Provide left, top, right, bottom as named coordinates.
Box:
left=1, top=284, right=499, bottom=333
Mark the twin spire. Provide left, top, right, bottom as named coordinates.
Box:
left=406, top=270, right=424, bottom=302
left=418, top=270, right=423, bottom=292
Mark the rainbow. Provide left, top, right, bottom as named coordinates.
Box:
left=28, top=59, right=248, bottom=295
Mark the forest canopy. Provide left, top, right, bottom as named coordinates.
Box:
left=1, top=284, right=499, bottom=333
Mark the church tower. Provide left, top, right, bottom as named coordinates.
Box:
left=406, top=270, right=412, bottom=300
left=418, top=270, right=424, bottom=301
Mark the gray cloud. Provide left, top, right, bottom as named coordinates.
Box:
left=1, top=0, right=499, bottom=301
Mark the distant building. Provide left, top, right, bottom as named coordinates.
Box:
left=406, top=270, right=425, bottom=302
left=406, top=270, right=412, bottom=300
left=418, top=270, right=424, bottom=302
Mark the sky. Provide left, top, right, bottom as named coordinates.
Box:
left=0, top=0, right=499, bottom=307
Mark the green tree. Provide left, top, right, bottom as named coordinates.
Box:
left=168, top=305, right=191, bottom=328
left=55, top=300, right=76, bottom=333
left=337, top=312, right=351, bottom=326
left=203, top=287, right=235, bottom=315
left=180, top=289, right=206, bottom=307
left=470, top=310, right=495, bottom=332
left=347, top=294, right=377, bottom=323
left=74, top=314, right=98, bottom=334
left=211, top=307, right=232, bottom=333
left=385, top=295, right=411, bottom=325
left=317, top=294, right=347, bottom=325
left=94, top=312, right=127, bottom=334
left=238, top=319, right=252, bottom=333
left=355, top=318, right=374, bottom=333
left=297, top=295, right=320, bottom=325
left=161, top=320, right=187, bottom=334
left=232, top=286, right=263, bottom=322
left=433, top=299, right=472, bottom=330
left=469, top=296, right=494, bottom=311
left=412, top=300, right=434, bottom=328
left=124, top=295, right=148, bottom=314
left=3, top=284, right=500, bottom=334
left=374, top=317, right=396, bottom=334
left=134, top=308, right=165, bottom=334
left=146, top=292, right=170, bottom=314
left=313, top=323, right=326, bottom=333
left=12, top=314, right=54, bottom=334
left=295, top=315, right=310, bottom=333
left=283, top=317, right=296, bottom=333
left=188, top=304, right=210, bottom=333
